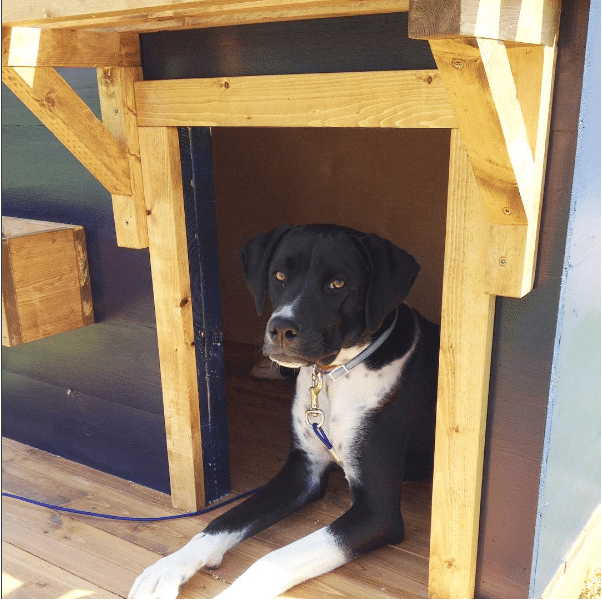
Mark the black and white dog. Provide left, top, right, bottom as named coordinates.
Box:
left=129, top=224, right=438, bottom=599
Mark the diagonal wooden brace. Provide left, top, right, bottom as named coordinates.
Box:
left=2, top=27, right=148, bottom=248
left=428, top=37, right=557, bottom=298
left=2, top=64, right=132, bottom=196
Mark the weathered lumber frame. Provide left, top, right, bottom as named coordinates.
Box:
left=1, top=1, right=560, bottom=597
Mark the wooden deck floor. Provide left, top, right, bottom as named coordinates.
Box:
left=2, top=343, right=431, bottom=599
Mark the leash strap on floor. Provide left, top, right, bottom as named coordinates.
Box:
left=1, top=486, right=264, bottom=521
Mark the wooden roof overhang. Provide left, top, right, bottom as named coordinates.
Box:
left=1, top=1, right=561, bottom=598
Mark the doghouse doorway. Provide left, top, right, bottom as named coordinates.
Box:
left=179, top=124, right=450, bottom=598
left=179, top=125, right=450, bottom=501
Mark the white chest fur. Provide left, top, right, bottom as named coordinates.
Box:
left=291, top=351, right=414, bottom=484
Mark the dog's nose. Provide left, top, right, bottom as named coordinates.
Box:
left=268, top=317, right=300, bottom=346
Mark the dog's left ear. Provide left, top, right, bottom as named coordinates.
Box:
left=359, top=233, right=420, bottom=332
left=240, top=224, right=293, bottom=315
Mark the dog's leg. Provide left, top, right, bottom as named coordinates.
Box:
left=216, top=434, right=408, bottom=598
left=128, top=449, right=329, bottom=599
left=215, top=484, right=404, bottom=599
left=215, top=525, right=348, bottom=599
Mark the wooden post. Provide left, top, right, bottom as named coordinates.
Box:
left=97, top=62, right=149, bottom=249
left=429, top=129, right=496, bottom=599
left=138, top=126, right=205, bottom=511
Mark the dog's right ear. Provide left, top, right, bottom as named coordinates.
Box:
left=240, top=224, right=293, bottom=315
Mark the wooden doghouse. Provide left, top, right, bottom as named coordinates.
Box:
left=2, top=0, right=599, bottom=598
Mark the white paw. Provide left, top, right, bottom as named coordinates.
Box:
left=128, top=553, right=196, bottom=599
left=128, top=531, right=246, bottom=599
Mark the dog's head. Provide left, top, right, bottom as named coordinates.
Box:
left=241, top=224, right=419, bottom=368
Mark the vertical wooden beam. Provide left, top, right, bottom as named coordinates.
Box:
left=429, top=129, right=496, bottom=599
left=98, top=62, right=149, bottom=249
left=138, top=126, right=204, bottom=511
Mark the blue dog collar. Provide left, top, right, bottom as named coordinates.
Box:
left=320, top=308, right=398, bottom=381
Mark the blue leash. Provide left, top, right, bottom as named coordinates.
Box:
left=1, top=486, right=264, bottom=521
left=312, top=423, right=335, bottom=451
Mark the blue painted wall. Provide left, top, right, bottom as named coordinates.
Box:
left=530, top=0, right=601, bottom=596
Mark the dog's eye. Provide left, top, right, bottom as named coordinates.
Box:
left=329, top=279, right=345, bottom=289
left=273, top=270, right=287, bottom=282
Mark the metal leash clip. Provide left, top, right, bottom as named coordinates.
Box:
left=305, top=366, right=325, bottom=428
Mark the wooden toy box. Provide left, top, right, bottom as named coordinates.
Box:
left=2, top=217, right=94, bottom=346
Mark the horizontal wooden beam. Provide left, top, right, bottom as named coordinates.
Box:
left=2, top=66, right=131, bottom=195
left=1, top=0, right=408, bottom=31
left=2, top=27, right=140, bottom=67
left=408, top=0, right=561, bottom=46
left=135, top=70, right=457, bottom=129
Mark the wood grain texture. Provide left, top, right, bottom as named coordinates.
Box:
left=428, top=129, right=495, bottom=599
left=97, top=64, right=149, bottom=249
left=2, top=225, right=94, bottom=346
left=139, top=126, right=204, bottom=510
left=2, top=542, right=120, bottom=599
left=1, top=0, right=409, bottom=32
left=479, top=39, right=557, bottom=297
left=1, top=239, right=21, bottom=346
left=135, top=70, right=457, bottom=128
left=408, top=0, right=561, bottom=45
left=1, top=66, right=131, bottom=195
left=2, top=409, right=431, bottom=598
left=2, top=27, right=141, bottom=67
left=429, top=37, right=557, bottom=298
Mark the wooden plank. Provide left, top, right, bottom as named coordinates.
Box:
left=2, top=27, right=140, bottom=66
left=428, top=129, right=495, bottom=599
left=428, top=38, right=527, bottom=226
left=97, top=64, right=149, bottom=249
left=138, top=126, right=205, bottom=511
left=1, top=240, right=21, bottom=346
left=2, top=437, right=429, bottom=599
left=1, top=0, right=409, bottom=32
left=482, top=40, right=557, bottom=297
left=1, top=494, right=176, bottom=598
left=408, top=0, right=561, bottom=45
left=1, top=66, right=131, bottom=195
left=429, top=37, right=556, bottom=298
left=2, top=542, right=120, bottom=599
left=3, top=227, right=93, bottom=345
left=135, top=70, right=457, bottom=129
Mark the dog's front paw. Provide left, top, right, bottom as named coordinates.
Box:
left=128, top=554, right=197, bottom=599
